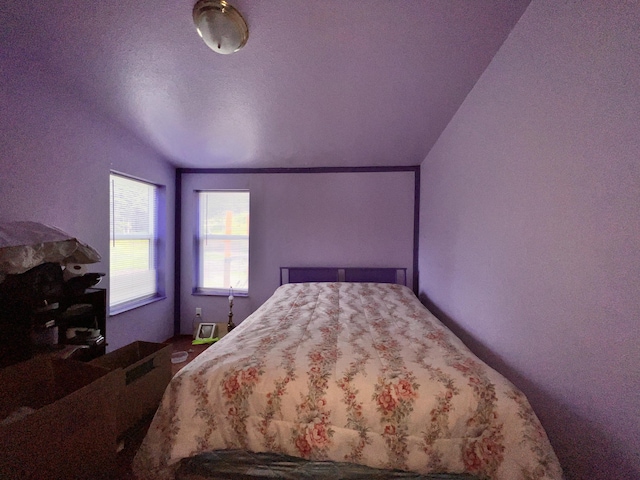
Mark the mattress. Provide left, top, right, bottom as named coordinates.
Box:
left=133, top=282, right=562, bottom=480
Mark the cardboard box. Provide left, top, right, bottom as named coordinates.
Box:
left=0, top=357, right=119, bottom=480
left=90, top=341, right=171, bottom=436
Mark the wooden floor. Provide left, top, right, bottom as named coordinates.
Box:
left=168, top=334, right=212, bottom=376
left=115, top=335, right=212, bottom=479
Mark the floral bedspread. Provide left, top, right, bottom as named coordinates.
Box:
left=133, top=283, right=562, bottom=480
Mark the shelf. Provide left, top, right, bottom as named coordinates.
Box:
left=0, top=288, right=107, bottom=367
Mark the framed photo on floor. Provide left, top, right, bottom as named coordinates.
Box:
left=195, top=323, right=217, bottom=342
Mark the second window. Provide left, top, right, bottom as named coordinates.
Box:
left=197, top=190, right=250, bottom=295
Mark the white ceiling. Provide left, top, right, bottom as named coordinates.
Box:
left=3, top=0, right=531, bottom=168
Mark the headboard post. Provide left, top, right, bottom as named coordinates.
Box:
left=280, top=267, right=407, bottom=286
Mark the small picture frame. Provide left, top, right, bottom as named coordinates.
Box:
left=195, top=323, right=217, bottom=341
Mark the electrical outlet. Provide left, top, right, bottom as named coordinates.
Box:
left=196, top=307, right=202, bottom=316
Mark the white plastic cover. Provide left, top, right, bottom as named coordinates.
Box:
left=0, top=221, right=101, bottom=275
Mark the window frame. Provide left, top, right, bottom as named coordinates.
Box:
left=109, top=172, right=166, bottom=315
left=194, top=189, right=250, bottom=297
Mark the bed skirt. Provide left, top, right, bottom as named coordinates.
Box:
left=175, top=450, right=480, bottom=480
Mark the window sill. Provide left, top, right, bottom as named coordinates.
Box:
left=192, top=289, right=248, bottom=297
left=109, top=294, right=166, bottom=316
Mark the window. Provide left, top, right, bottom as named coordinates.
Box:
left=109, top=173, right=163, bottom=312
left=197, top=191, right=250, bottom=294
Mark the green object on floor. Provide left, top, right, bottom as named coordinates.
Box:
left=192, top=337, right=219, bottom=345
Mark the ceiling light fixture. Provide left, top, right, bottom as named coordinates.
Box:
left=192, top=0, right=249, bottom=55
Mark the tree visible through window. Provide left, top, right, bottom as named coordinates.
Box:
left=109, top=173, right=161, bottom=310
left=198, top=191, right=250, bottom=294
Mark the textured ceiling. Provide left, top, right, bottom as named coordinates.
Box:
left=3, top=0, right=530, bottom=168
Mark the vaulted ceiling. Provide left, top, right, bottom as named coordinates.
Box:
left=3, top=1, right=531, bottom=168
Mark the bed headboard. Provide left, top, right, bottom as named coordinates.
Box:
left=280, top=267, right=407, bottom=286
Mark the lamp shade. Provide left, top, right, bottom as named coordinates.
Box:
left=193, top=0, right=249, bottom=54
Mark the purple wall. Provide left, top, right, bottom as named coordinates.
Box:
left=0, top=54, right=176, bottom=350
left=179, top=171, right=415, bottom=333
left=418, top=1, right=639, bottom=478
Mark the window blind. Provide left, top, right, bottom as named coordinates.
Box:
left=110, top=174, right=159, bottom=309
left=198, top=191, right=250, bottom=294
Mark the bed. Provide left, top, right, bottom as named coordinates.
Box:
left=133, top=268, right=562, bottom=480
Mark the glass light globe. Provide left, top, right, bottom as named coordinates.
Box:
left=193, top=1, right=248, bottom=55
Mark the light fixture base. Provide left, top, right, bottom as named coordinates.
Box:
left=193, top=0, right=249, bottom=55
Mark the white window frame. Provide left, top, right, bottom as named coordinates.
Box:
left=196, top=190, right=250, bottom=295
left=109, top=172, right=164, bottom=313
